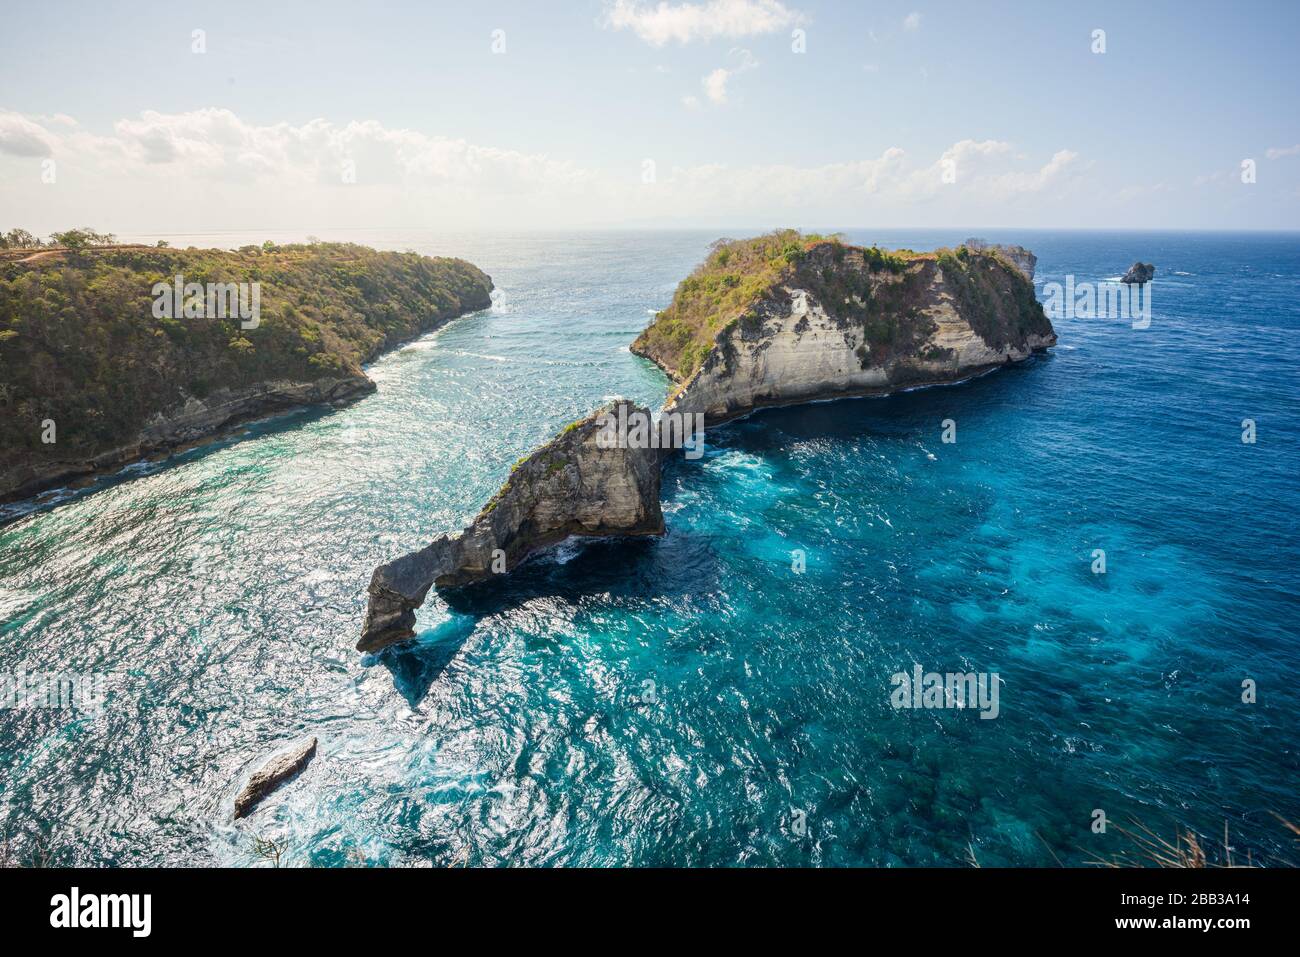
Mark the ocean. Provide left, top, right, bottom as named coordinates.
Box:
left=1, top=228, right=1297, bottom=866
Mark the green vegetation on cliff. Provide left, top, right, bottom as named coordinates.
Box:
left=631, top=230, right=1049, bottom=380
left=0, top=239, right=492, bottom=495
left=630, top=230, right=921, bottom=378
left=934, top=245, right=1047, bottom=349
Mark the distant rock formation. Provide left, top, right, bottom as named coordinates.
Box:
left=234, top=737, right=317, bottom=818
left=358, top=400, right=665, bottom=652
left=1121, top=261, right=1156, bottom=284
left=962, top=238, right=1037, bottom=281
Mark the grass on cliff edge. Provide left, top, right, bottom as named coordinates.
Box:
left=630, top=230, right=919, bottom=379
left=631, top=230, right=1044, bottom=381
left=0, top=241, right=491, bottom=466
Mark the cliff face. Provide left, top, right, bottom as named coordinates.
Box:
left=358, top=232, right=1056, bottom=652
left=650, top=240, right=1056, bottom=425
left=359, top=400, right=664, bottom=652
left=1, top=377, right=377, bottom=505
left=962, top=238, right=1037, bottom=281
left=0, top=242, right=492, bottom=504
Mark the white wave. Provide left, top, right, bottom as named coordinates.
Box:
left=442, top=349, right=509, bottom=362
left=0, top=586, right=34, bottom=618
left=548, top=539, right=585, bottom=564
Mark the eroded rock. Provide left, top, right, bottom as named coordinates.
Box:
left=358, top=400, right=664, bottom=652
left=1121, top=261, right=1156, bottom=284
left=660, top=242, right=1056, bottom=425
left=234, top=737, right=318, bottom=818
left=962, top=238, right=1037, bottom=281
left=358, top=234, right=1058, bottom=653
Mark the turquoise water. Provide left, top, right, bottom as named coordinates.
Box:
left=1, top=230, right=1297, bottom=866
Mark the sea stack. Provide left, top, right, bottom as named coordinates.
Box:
left=358, top=400, right=665, bottom=652
left=359, top=232, right=1057, bottom=651
left=1121, top=261, right=1156, bottom=284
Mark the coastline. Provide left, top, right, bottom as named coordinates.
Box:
left=628, top=344, right=1060, bottom=432
left=0, top=301, right=492, bottom=516
left=4, top=226, right=1296, bottom=870
left=357, top=234, right=1059, bottom=650
left=658, top=346, right=1056, bottom=430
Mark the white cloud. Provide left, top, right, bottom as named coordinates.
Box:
left=3, top=108, right=589, bottom=191
left=0, top=108, right=597, bottom=232
left=604, top=0, right=803, bottom=45
left=1265, top=144, right=1300, bottom=160
left=0, top=109, right=1087, bottom=230
left=903, top=11, right=922, bottom=31
left=697, top=48, right=758, bottom=105
left=635, top=140, right=1083, bottom=217
left=703, top=68, right=732, bottom=104
left=0, top=112, right=59, bottom=157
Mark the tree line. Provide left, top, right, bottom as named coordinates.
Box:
left=0, top=227, right=134, bottom=251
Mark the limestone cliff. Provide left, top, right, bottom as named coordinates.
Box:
left=358, top=400, right=664, bottom=651
left=638, top=235, right=1056, bottom=425
left=358, top=232, right=1056, bottom=652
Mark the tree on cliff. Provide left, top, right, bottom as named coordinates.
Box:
left=0, top=228, right=43, bottom=249
left=49, top=227, right=117, bottom=250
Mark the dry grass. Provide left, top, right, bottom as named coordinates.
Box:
left=1087, top=816, right=1298, bottom=868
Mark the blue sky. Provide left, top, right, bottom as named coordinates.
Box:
left=2, top=0, right=1298, bottom=233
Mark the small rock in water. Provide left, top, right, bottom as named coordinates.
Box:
left=234, top=737, right=318, bottom=818
left=1121, top=261, right=1155, bottom=284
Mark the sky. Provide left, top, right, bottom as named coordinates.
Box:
left=2, top=0, right=1299, bottom=236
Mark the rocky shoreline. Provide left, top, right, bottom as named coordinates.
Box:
left=358, top=233, right=1057, bottom=651
left=0, top=243, right=493, bottom=509
left=0, top=375, right=376, bottom=508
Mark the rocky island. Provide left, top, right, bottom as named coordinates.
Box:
left=1121, top=261, right=1156, bottom=284
left=358, top=231, right=1056, bottom=651
left=636, top=231, right=1055, bottom=426
left=0, top=240, right=492, bottom=504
